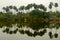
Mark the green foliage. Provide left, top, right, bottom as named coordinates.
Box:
left=38, top=4, right=47, bottom=11
left=19, top=6, right=25, bottom=10
left=30, top=10, right=49, bottom=18
left=30, top=10, right=43, bottom=18
left=54, top=3, right=58, bottom=7
left=49, top=2, right=53, bottom=9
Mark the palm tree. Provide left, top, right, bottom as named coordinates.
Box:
left=13, top=6, right=18, bottom=12
left=19, top=6, right=25, bottom=13
left=9, top=6, right=13, bottom=9
left=38, top=4, right=47, bottom=11
left=43, top=7, right=47, bottom=11
left=54, top=3, right=58, bottom=12
left=49, top=2, right=53, bottom=12
left=25, top=4, right=33, bottom=12
left=48, top=2, right=53, bottom=21
left=54, top=3, right=58, bottom=22
left=3, top=7, right=6, bottom=11
left=32, top=3, right=38, bottom=10
left=19, top=6, right=25, bottom=22
left=3, top=6, right=10, bottom=13
left=8, top=6, right=13, bottom=13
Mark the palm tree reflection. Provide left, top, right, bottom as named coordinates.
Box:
left=0, top=20, right=59, bottom=39
left=48, top=32, right=53, bottom=39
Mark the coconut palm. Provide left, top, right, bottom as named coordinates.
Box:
left=38, top=4, right=47, bottom=11
left=19, top=6, right=25, bottom=13
left=3, top=7, right=6, bottom=11
left=54, top=3, right=58, bottom=12
left=54, top=3, right=58, bottom=22
left=32, top=3, right=38, bottom=10
left=9, top=6, right=13, bottom=9
left=25, top=4, right=33, bottom=12
left=49, top=2, right=53, bottom=12
left=13, top=6, right=18, bottom=12
left=3, top=6, right=10, bottom=13
left=43, top=7, right=47, bottom=11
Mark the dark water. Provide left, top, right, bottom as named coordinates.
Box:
left=0, top=21, right=60, bottom=40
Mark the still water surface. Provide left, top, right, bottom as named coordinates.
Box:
left=0, top=22, right=60, bottom=40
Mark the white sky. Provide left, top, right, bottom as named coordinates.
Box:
left=0, top=0, right=60, bottom=12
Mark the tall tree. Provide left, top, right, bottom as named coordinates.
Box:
left=49, top=2, right=53, bottom=12
left=19, top=6, right=25, bottom=13
left=3, top=6, right=9, bottom=13
left=25, top=4, right=33, bottom=12
left=13, top=6, right=18, bottom=12
left=54, top=3, right=58, bottom=12
left=9, top=6, right=13, bottom=9
left=32, top=3, right=38, bottom=10
left=38, top=4, right=47, bottom=11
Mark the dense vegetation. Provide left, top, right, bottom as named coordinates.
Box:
left=0, top=2, right=60, bottom=23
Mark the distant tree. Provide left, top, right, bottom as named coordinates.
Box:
left=3, top=7, right=6, bottom=11
left=32, top=3, right=38, bottom=10
left=49, top=2, right=53, bottom=12
left=19, top=6, right=25, bottom=13
left=9, top=6, right=13, bottom=9
left=30, top=10, right=43, bottom=18
left=13, top=6, right=18, bottom=12
left=38, top=4, right=47, bottom=11
left=3, top=6, right=9, bottom=13
left=25, top=4, right=33, bottom=12
left=54, top=3, right=58, bottom=12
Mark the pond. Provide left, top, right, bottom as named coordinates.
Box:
left=0, top=21, right=60, bottom=40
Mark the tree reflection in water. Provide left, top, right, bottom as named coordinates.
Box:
left=0, top=21, right=60, bottom=39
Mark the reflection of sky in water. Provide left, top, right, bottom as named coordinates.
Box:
left=0, top=28, right=60, bottom=40
left=0, top=0, right=60, bottom=12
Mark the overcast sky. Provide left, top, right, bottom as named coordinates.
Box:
left=0, top=0, right=60, bottom=12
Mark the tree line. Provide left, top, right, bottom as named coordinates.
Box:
left=0, top=2, right=60, bottom=23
